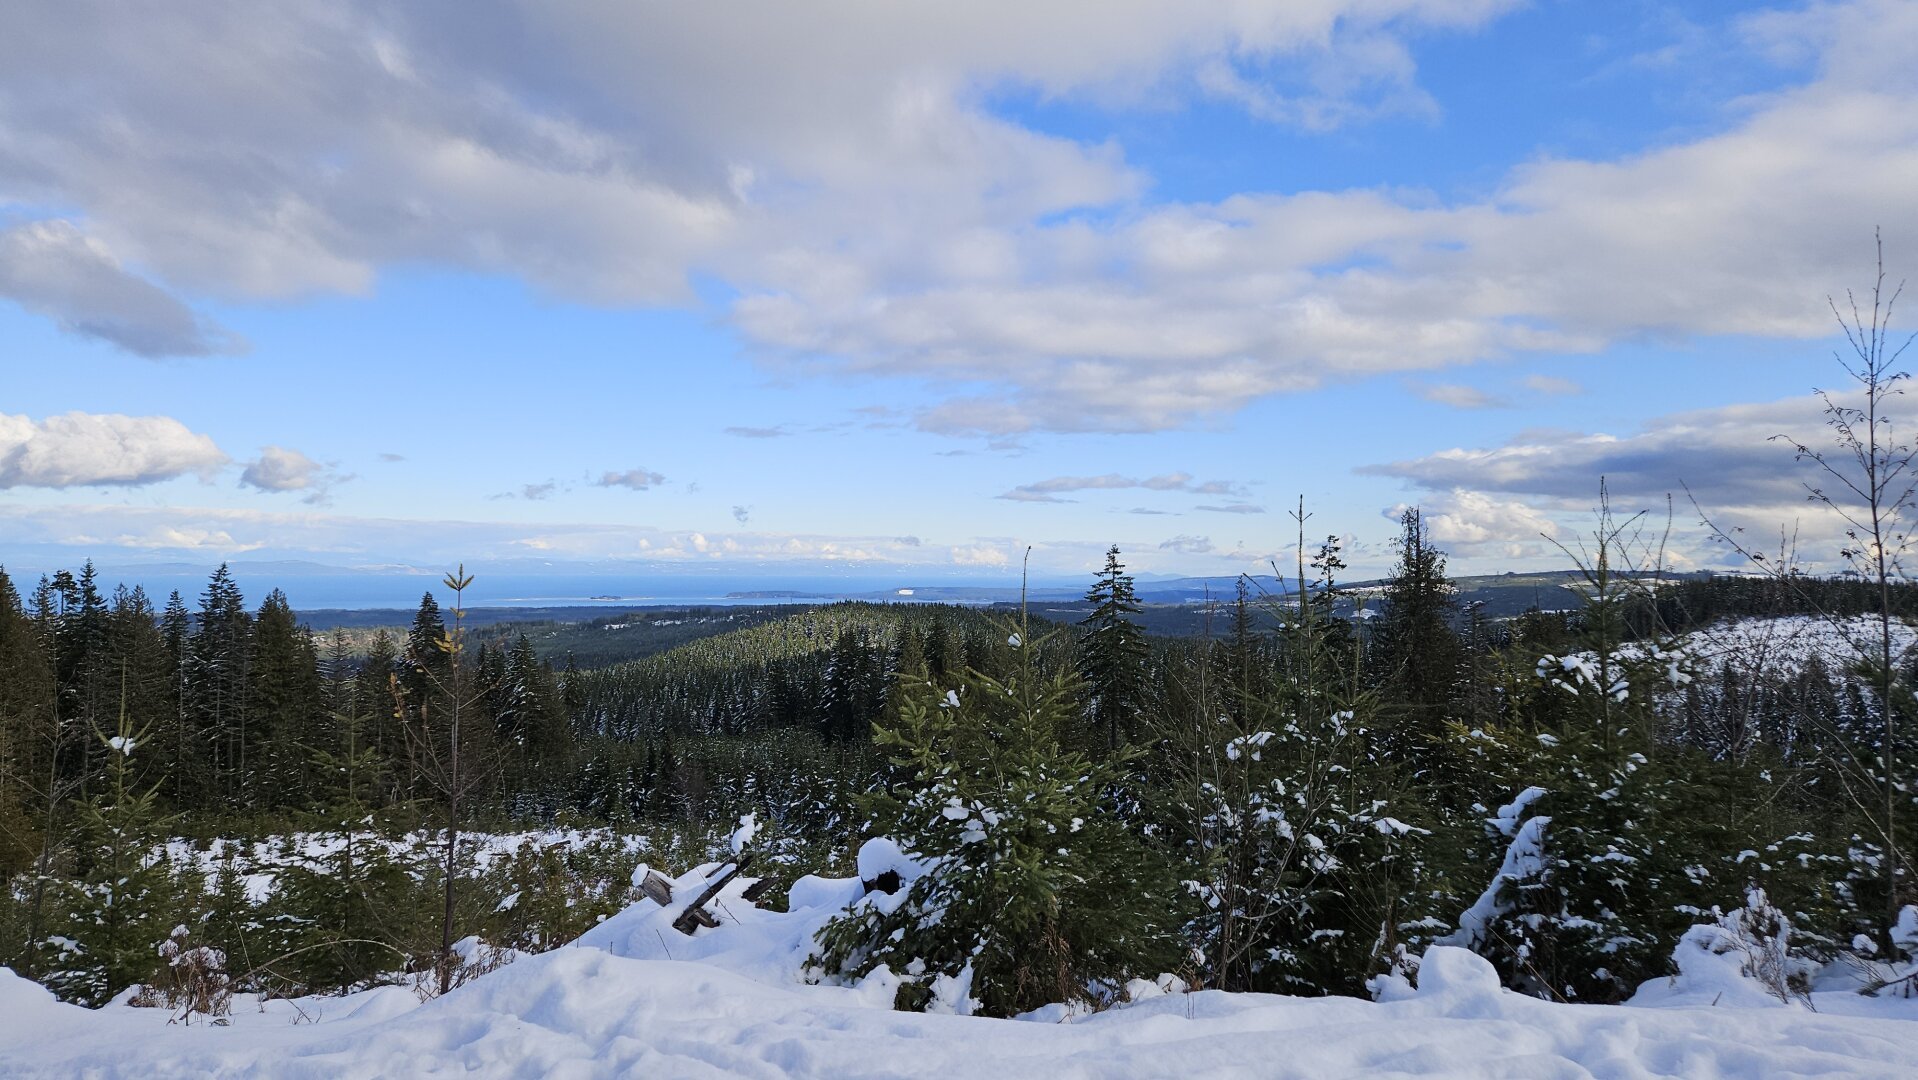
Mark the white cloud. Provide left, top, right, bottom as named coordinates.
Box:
left=239, top=446, right=320, bottom=491
left=0, top=411, right=227, bottom=488
left=239, top=445, right=350, bottom=504
left=113, top=526, right=265, bottom=553
left=731, top=0, right=1918, bottom=433
left=1388, top=491, right=1559, bottom=559
left=0, top=220, right=242, bottom=357
left=6, top=1, right=1911, bottom=433
left=0, top=0, right=1512, bottom=410
left=950, top=544, right=1012, bottom=567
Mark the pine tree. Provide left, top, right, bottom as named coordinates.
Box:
left=45, top=676, right=179, bottom=1005
left=1371, top=508, right=1463, bottom=764
left=190, top=565, right=251, bottom=803
left=394, top=567, right=497, bottom=995
left=813, top=611, right=1185, bottom=1017
left=1169, top=524, right=1434, bottom=995
left=248, top=590, right=323, bottom=807
left=158, top=591, right=194, bottom=806
left=1080, top=546, right=1149, bottom=750
left=356, top=629, right=402, bottom=805
left=273, top=643, right=418, bottom=995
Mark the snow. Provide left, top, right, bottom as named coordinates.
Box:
left=162, top=828, right=654, bottom=904
left=1678, top=614, right=1918, bottom=677
left=728, top=814, right=757, bottom=856
left=7, top=863, right=1918, bottom=1077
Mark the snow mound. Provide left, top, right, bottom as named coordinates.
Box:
left=577, top=860, right=862, bottom=987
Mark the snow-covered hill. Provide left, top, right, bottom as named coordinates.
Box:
left=1668, top=614, right=1918, bottom=680
left=5, top=858, right=1918, bottom=1079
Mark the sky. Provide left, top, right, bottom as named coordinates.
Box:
left=4, top=0, right=1918, bottom=587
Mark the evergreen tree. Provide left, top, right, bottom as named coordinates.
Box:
left=0, top=568, right=55, bottom=883
left=394, top=567, right=496, bottom=995
left=1371, top=508, right=1463, bottom=764
left=813, top=613, right=1185, bottom=1017
left=1169, top=529, right=1434, bottom=995
left=45, top=679, right=179, bottom=1005
left=190, top=565, right=251, bottom=803
left=249, top=590, right=323, bottom=806
left=158, top=591, right=194, bottom=805
left=273, top=654, right=418, bottom=995
left=1080, top=546, right=1148, bottom=750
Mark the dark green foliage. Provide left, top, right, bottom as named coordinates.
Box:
left=44, top=692, right=184, bottom=1006
left=1370, top=508, right=1463, bottom=764
left=1080, top=546, right=1149, bottom=750
left=812, top=617, right=1186, bottom=1017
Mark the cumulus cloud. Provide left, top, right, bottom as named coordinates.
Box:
left=239, top=445, right=353, bottom=504
left=732, top=505, right=751, bottom=523
left=0, top=411, right=227, bottom=488
left=0, top=220, right=242, bottom=357
left=6, top=1, right=1911, bottom=433
left=1000, top=472, right=1239, bottom=504
left=1387, top=491, right=1559, bottom=558
left=731, top=0, right=1918, bottom=433
left=1195, top=502, right=1266, bottom=515
left=239, top=446, right=319, bottom=491
left=597, top=468, right=667, bottom=491
left=0, top=0, right=1514, bottom=421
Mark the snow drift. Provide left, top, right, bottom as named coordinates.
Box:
left=4, top=856, right=1918, bottom=1079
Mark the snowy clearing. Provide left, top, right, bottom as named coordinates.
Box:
left=6, top=861, right=1918, bottom=1079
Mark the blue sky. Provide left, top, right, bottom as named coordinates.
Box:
left=3, top=0, right=1915, bottom=584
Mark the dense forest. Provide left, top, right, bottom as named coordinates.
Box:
left=6, top=483, right=1918, bottom=1017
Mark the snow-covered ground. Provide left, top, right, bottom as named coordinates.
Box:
left=163, top=827, right=656, bottom=903
left=6, top=858, right=1918, bottom=1079
left=1672, top=614, right=1918, bottom=679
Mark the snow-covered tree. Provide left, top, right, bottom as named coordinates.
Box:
left=812, top=614, right=1185, bottom=1017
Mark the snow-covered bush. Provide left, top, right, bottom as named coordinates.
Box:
left=133, top=925, right=232, bottom=1022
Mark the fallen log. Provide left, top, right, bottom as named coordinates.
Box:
left=671, top=854, right=755, bottom=936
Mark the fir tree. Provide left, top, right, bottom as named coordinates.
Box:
left=1080, top=546, right=1149, bottom=750
left=190, top=565, right=251, bottom=803
left=813, top=610, right=1185, bottom=1017
left=46, top=676, right=179, bottom=1005
left=1371, top=508, right=1463, bottom=764
left=249, top=589, right=323, bottom=805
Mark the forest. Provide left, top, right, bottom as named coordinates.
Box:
left=4, top=481, right=1918, bottom=1019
